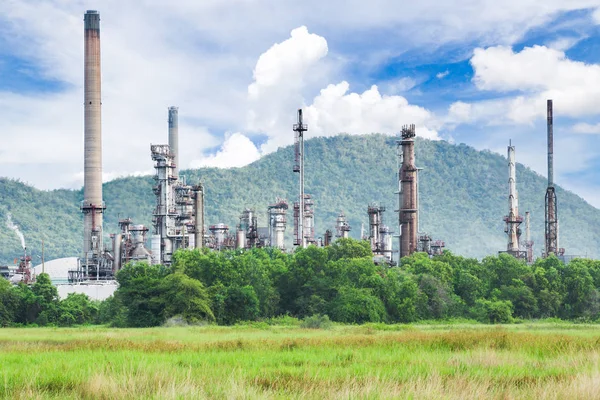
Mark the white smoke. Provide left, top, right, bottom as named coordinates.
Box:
left=6, top=213, right=25, bottom=249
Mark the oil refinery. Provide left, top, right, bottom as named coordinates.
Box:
left=1, top=9, right=581, bottom=296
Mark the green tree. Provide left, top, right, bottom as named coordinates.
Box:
left=0, top=278, right=20, bottom=326
left=473, top=299, right=513, bottom=323
left=498, top=280, right=538, bottom=319
left=381, top=268, right=419, bottom=323
left=115, top=262, right=167, bottom=327
left=58, top=293, right=98, bottom=326
left=223, top=285, right=260, bottom=324
left=97, top=295, right=127, bottom=327
left=160, top=273, right=214, bottom=323
left=329, top=286, right=387, bottom=324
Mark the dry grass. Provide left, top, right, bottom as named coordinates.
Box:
left=1, top=323, right=600, bottom=399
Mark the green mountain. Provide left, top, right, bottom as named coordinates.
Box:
left=0, top=134, right=598, bottom=264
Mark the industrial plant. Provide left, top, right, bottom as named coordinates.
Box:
left=1, top=9, right=584, bottom=292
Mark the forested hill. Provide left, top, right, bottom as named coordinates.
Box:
left=0, top=134, right=599, bottom=264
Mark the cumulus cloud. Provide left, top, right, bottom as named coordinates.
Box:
left=436, top=70, right=449, bottom=79
left=449, top=45, right=600, bottom=126
left=246, top=26, right=330, bottom=144
left=248, top=26, right=328, bottom=100
left=305, top=82, right=439, bottom=139
left=190, top=133, right=261, bottom=169
left=247, top=27, right=440, bottom=153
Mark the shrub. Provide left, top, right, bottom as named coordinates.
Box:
left=266, top=315, right=301, bottom=326
left=473, top=299, right=513, bottom=324
left=301, top=314, right=333, bottom=329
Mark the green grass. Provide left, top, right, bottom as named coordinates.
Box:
left=2, top=323, right=600, bottom=399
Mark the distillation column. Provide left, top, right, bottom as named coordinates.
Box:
left=151, top=144, right=176, bottom=264
left=268, top=199, right=288, bottom=250
left=545, top=100, right=559, bottom=257
left=368, top=205, right=384, bottom=254
left=399, top=124, right=418, bottom=258
left=336, top=212, right=351, bottom=239
left=82, top=10, right=105, bottom=258
left=168, top=106, right=179, bottom=179
left=193, top=183, right=204, bottom=249
left=504, top=142, right=523, bottom=257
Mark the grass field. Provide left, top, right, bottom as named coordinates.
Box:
left=2, top=322, right=600, bottom=399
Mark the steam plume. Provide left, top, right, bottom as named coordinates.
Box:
left=6, top=213, right=25, bottom=249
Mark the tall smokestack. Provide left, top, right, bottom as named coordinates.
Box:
left=547, top=100, right=554, bottom=188
left=168, top=107, right=179, bottom=179
left=82, top=10, right=104, bottom=255
left=545, top=99, right=558, bottom=256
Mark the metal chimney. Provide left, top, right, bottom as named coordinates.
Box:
left=547, top=100, right=554, bottom=188
left=82, top=10, right=105, bottom=255
left=168, top=106, right=179, bottom=179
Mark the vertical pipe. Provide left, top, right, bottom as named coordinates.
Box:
left=168, top=107, right=179, bottom=179
left=83, top=10, right=103, bottom=255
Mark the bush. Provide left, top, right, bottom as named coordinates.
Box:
left=266, top=315, right=301, bottom=326
left=301, top=314, right=333, bottom=329
left=329, top=287, right=387, bottom=324
left=473, top=299, right=513, bottom=324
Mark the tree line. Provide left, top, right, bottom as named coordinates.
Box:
left=1, top=238, right=600, bottom=327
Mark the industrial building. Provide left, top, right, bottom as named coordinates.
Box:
left=149, top=113, right=205, bottom=264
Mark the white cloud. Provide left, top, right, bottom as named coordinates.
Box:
left=592, top=7, right=600, bottom=24
left=471, top=45, right=600, bottom=94
left=248, top=26, right=328, bottom=100
left=572, top=122, right=600, bottom=134
left=546, top=36, right=584, bottom=51
left=247, top=25, right=331, bottom=143
left=304, top=82, right=439, bottom=139
left=247, top=28, right=440, bottom=153
left=446, top=101, right=473, bottom=125
left=384, top=77, right=417, bottom=94
left=190, top=133, right=261, bottom=169
left=449, top=45, right=600, bottom=126
left=436, top=70, right=449, bottom=79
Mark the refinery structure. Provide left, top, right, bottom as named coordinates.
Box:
left=2, top=9, right=584, bottom=291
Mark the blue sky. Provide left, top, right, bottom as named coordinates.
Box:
left=1, top=1, right=600, bottom=208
